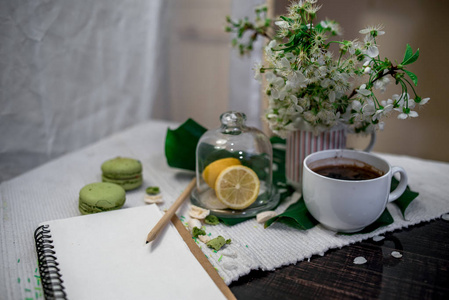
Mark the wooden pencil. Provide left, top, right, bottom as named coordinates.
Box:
left=146, top=177, right=197, bottom=244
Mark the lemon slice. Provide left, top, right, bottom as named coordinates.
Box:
left=215, top=165, right=260, bottom=210
left=202, top=158, right=241, bottom=189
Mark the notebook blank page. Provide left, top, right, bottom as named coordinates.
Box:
left=44, top=205, right=226, bottom=300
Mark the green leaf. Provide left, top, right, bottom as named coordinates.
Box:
left=278, top=185, right=295, bottom=202
left=390, top=176, right=419, bottom=218
left=402, top=44, right=413, bottom=64
left=367, top=208, right=395, bottom=230
left=265, top=196, right=319, bottom=230
left=341, top=209, right=394, bottom=235
left=401, top=44, right=419, bottom=65
left=407, top=49, right=419, bottom=65
left=271, top=136, right=287, bottom=186
left=165, top=119, right=207, bottom=171
left=267, top=196, right=395, bottom=234
left=280, top=16, right=292, bottom=23
left=279, top=33, right=302, bottom=50
left=237, top=27, right=245, bottom=38
left=404, top=69, right=418, bottom=86
left=270, top=136, right=286, bottom=145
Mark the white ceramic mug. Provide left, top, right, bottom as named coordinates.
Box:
left=302, top=149, right=408, bottom=233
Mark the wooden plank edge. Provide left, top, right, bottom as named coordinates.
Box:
left=171, top=215, right=237, bottom=300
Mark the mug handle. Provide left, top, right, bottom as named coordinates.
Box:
left=363, top=132, right=376, bottom=152
left=388, top=166, right=408, bottom=202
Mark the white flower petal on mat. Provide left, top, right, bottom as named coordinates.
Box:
left=372, top=235, right=385, bottom=242
left=144, top=194, right=163, bottom=204
left=256, top=211, right=277, bottom=223
left=353, top=256, right=367, bottom=264
left=223, top=262, right=238, bottom=270
left=391, top=251, right=403, bottom=259
left=221, top=249, right=238, bottom=258
left=198, top=235, right=211, bottom=243
left=187, top=218, right=202, bottom=233
left=189, top=205, right=210, bottom=219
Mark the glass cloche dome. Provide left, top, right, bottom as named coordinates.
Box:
left=190, top=111, right=279, bottom=218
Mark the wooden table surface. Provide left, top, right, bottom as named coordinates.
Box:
left=230, top=218, right=449, bottom=299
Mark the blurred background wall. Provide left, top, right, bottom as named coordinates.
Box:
left=152, top=0, right=264, bottom=129
left=1, top=0, right=448, bottom=181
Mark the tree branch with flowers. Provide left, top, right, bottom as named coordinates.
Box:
left=225, top=0, right=429, bottom=137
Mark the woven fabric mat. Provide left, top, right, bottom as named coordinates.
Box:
left=2, top=120, right=449, bottom=299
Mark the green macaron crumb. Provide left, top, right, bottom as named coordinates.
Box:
left=192, top=227, right=206, bottom=238
left=204, top=215, right=220, bottom=225
left=206, top=236, right=231, bottom=251
left=145, top=186, right=160, bottom=195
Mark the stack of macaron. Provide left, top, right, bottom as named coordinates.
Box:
left=101, top=157, right=143, bottom=191
left=78, top=156, right=143, bottom=215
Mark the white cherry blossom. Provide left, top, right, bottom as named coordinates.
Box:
left=360, top=25, right=385, bottom=37
left=363, top=35, right=379, bottom=58
left=253, top=63, right=263, bottom=81
left=356, top=84, right=372, bottom=96
left=374, top=76, right=390, bottom=93
left=236, top=0, right=430, bottom=136
left=418, top=97, right=430, bottom=105
left=275, top=20, right=289, bottom=29
left=398, top=110, right=418, bottom=119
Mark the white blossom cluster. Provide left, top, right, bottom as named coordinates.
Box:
left=253, top=0, right=429, bottom=137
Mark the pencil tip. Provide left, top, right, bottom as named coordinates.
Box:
left=146, top=240, right=149, bottom=244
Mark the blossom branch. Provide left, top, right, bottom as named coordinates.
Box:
left=226, top=0, right=429, bottom=136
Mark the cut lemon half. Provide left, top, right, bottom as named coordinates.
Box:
left=202, top=158, right=241, bottom=189
left=215, top=165, right=260, bottom=210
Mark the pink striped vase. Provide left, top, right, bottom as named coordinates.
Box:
left=286, top=128, right=347, bottom=191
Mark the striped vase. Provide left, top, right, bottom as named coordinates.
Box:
left=286, top=128, right=347, bottom=191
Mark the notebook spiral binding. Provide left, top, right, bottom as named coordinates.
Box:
left=34, top=225, right=68, bottom=300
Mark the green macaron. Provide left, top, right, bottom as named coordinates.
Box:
left=101, top=157, right=143, bottom=190
left=79, top=182, right=126, bottom=215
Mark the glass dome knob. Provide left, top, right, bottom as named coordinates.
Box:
left=220, top=111, right=246, bottom=134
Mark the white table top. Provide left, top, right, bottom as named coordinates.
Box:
left=2, top=120, right=449, bottom=299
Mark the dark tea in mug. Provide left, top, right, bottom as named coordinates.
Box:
left=309, top=157, right=384, bottom=181
left=302, top=149, right=408, bottom=232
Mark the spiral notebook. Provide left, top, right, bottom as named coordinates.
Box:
left=34, top=205, right=233, bottom=300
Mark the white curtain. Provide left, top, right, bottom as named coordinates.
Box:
left=0, top=0, right=168, bottom=177
left=0, top=0, right=264, bottom=179
left=228, top=0, right=265, bottom=128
